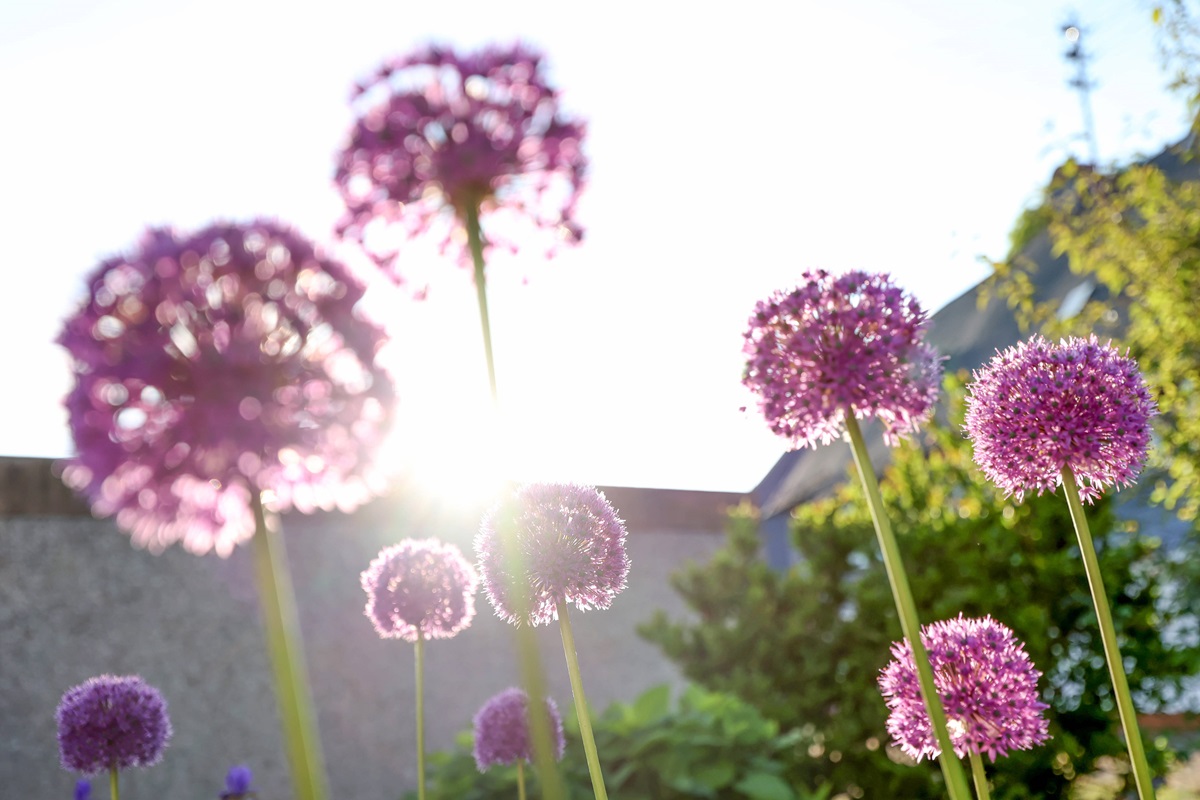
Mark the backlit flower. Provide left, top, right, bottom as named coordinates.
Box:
left=361, top=538, right=479, bottom=642
left=878, top=615, right=1049, bottom=762
left=334, top=42, right=587, bottom=289
left=58, top=220, right=396, bottom=556
left=964, top=334, right=1155, bottom=503
left=56, top=675, right=172, bottom=775
left=473, top=687, right=565, bottom=770
left=476, top=483, right=629, bottom=626
left=743, top=269, right=942, bottom=449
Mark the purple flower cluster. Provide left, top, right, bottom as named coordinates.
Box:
left=878, top=615, right=1049, bottom=763
left=964, top=334, right=1155, bottom=503
left=473, top=687, right=565, bottom=770
left=477, top=483, right=629, bottom=626
left=743, top=269, right=942, bottom=449
left=361, top=538, right=479, bottom=642
left=56, top=675, right=172, bottom=775
left=58, top=220, right=396, bottom=556
left=220, top=764, right=256, bottom=799
left=334, top=43, right=587, bottom=287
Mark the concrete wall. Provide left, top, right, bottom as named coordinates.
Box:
left=0, top=474, right=735, bottom=799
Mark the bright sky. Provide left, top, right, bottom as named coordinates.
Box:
left=0, top=0, right=1190, bottom=495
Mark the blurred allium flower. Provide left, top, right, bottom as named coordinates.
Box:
left=58, top=220, right=396, bottom=556
left=334, top=42, right=587, bottom=287
left=878, top=615, right=1050, bottom=763
left=742, top=269, right=942, bottom=449
left=360, top=538, right=479, bottom=642
left=473, top=687, right=565, bottom=770
left=477, top=483, right=629, bottom=626
left=220, top=764, right=256, bottom=799
left=964, top=334, right=1155, bottom=503
left=56, top=675, right=172, bottom=775
left=74, top=780, right=91, bottom=800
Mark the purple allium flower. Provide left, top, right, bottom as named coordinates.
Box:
left=74, top=780, right=91, bottom=800
left=476, top=483, right=629, bottom=626
left=878, top=615, right=1050, bottom=763
left=56, top=675, right=172, bottom=775
left=742, top=269, right=942, bottom=449
left=58, top=220, right=396, bottom=556
left=360, top=538, right=479, bottom=642
left=220, top=764, right=255, bottom=799
left=964, top=334, right=1156, bottom=503
left=334, top=42, right=587, bottom=290
left=473, top=687, right=565, bottom=770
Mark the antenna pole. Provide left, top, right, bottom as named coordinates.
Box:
left=1063, top=19, right=1100, bottom=164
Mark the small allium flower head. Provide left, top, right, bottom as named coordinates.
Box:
left=473, top=688, right=565, bottom=770
left=220, top=764, right=255, bottom=799
left=878, top=615, right=1050, bottom=763
left=477, top=483, right=629, bottom=626
left=334, top=42, right=587, bottom=288
left=74, top=780, right=91, bottom=800
left=964, top=334, right=1156, bottom=503
left=360, top=538, right=479, bottom=642
left=56, top=675, right=172, bottom=775
left=743, top=269, right=942, bottom=449
left=58, top=220, right=396, bottom=556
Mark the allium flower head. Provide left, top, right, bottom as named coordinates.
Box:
left=473, top=687, right=565, bottom=770
left=476, top=483, right=629, bottom=626
left=360, top=538, right=479, bottom=642
left=58, top=220, right=396, bottom=556
left=878, top=615, right=1050, bottom=763
left=743, top=269, right=942, bottom=449
left=334, top=42, right=587, bottom=288
left=964, top=334, right=1155, bottom=503
left=220, top=764, right=256, bottom=799
left=56, top=675, right=172, bottom=775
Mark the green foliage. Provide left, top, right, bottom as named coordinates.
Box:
left=990, top=154, right=1200, bottom=523
left=1007, top=200, right=1053, bottom=259
left=409, top=684, right=832, bottom=800
left=641, top=377, right=1200, bottom=799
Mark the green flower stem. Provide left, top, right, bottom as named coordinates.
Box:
left=968, top=751, right=991, bottom=800
left=517, top=760, right=526, bottom=800
left=109, top=766, right=118, bottom=800
left=465, top=200, right=565, bottom=800
left=1061, top=467, right=1156, bottom=799
left=250, top=491, right=329, bottom=800
left=415, top=633, right=426, bottom=800
left=557, top=603, right=608, bottom=800
left=465, top=202, right=498, bottom=402
left=844, top=414, right=972, bottom=800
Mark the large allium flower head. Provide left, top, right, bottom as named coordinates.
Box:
left=878, top=615, right=1050, bottom=763
left=360, top=538, right=479, bottom=642
left=742, top=269, right=942, bottom=449
left=964, top=334, right=1156, bottom=503
left=334, top=42, right=588, bottom=288
left=473, top=687, right=565, bottom=770
left=58, top=220, right=397, bottom=556
left=56, top=675, right=173, bottom=775
left=476, top=483, right=629, bottom=626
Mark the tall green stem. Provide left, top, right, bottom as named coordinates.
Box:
left=109, top=767, right=118, bottom=800
left=557, top=603, right=608, bottom=800
left=968, top=751, right=991, bottom=800
left=517, top=760, right=526, bottom=800
left=415, top=634, right=426, bottom=800
left=250, top=492, right=329, bottom=800
left=844, top=414, right=972, bottom=800
left=465, top=201, right=565, bottom=800
left=465, top=202, right=498, bottom=401
left=1061, top=467, right=1156, bottom=799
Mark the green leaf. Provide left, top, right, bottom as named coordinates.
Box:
left=735, top=771, right=796, bottom=800
left=631, top=683, right=671, bottom=723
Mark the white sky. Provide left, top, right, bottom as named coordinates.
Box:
left=0, top=0, right=1190, bottom=494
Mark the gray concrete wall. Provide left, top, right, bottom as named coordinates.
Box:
left=0, top=493, right=729, bottom=800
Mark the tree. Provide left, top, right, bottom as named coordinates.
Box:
left=641, top=377, right=1199, bottom=799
